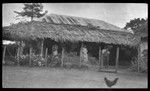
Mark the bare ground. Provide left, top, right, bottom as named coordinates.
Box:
left=2, top=66, right=147, bottom=88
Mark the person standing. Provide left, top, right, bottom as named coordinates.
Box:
left=52, top=45, right=59, bottom=64
left=102, top=48, right=110, bottom=68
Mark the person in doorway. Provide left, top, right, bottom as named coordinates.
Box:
left=52, top=45, right=59, bottom=61
left=102, top=48, right=110, bottom=68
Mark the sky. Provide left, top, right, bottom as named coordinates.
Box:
left=2, top=3, right=148, bottom=28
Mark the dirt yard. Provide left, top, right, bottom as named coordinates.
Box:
left=2, top=66, right=147, bottom=88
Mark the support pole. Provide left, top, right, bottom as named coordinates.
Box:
left=45, top=48, right=48, bottom=66
left=101, top=49, right=104, bottom=69
left=20, top=41, right=23, bottom=56
left=80, top=43, right=83, bottom=67
left=61, top=47, right=65, bottom=67
left=115, top=47, right=120, bottom=73
left=99, top=46, right=102, bottom=69
left=29, top=46, right=32, bottom=66
left=17, top=45, right=20, bottom=66
left=3, top=45, right=6, bottom=64
left=41, top=40, right=44, bottom=57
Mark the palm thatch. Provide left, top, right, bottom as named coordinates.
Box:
left=3, top=14, right=140, bottom=46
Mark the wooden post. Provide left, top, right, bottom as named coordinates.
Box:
left=29, top=47, right=32, bottom=66
left=41, top=40, right=44, bottom=57
left=20, top=41, right=23, bottom=56
left=3, top=45, right=6, bottom=64
left=80, top=43, right=83, bottom=67
left=99, top=46, right=102, bottom=69
left=115, top=47, right=120, bottom=73
left=45, top=48, right=48, bottom=66
left=100, top=47, right=104, bottom=69
left=61, top=47, right=65, bottom=67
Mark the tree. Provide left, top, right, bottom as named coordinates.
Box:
left=14, top=3, right=48, bottom=66
left=124, top=18, right=148, bottom=35
left=124, top=18, right=148, bottom=72
left=14, top=3, right=48, bottom=21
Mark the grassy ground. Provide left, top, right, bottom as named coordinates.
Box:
left=2, top=66, right=147, bottom=88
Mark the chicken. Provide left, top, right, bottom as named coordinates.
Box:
left=104, top=77, right=119, bottom=88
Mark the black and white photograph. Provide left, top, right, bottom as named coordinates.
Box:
left=2, top=3, right=148, bottom=88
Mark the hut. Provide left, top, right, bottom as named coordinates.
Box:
left=3, top=14, right=140, bottom=72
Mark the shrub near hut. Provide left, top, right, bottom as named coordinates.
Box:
left=129, top=49, right=148, bottom=73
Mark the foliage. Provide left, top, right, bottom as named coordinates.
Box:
left=129, top=49, right=147, bottom=73
left=124, top=18, right=148, bottom=35
left=47, top=54, right=61, bottom=67
left=19, top=54, right=46, bottom=67
left=14, top=3, right=48, bottom=21
left=19, top=54, right=30, bottom=66
left=31, top=54, right=46, bottom=67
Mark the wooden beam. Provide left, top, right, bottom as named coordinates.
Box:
left=3, top=46, right=6, bottom=64
left=115, top=47, right=120, bottom=73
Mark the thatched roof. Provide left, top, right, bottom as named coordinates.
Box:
left=3, top=14, right=140, bottom=47
left=39, top=14, right=129, bottom=33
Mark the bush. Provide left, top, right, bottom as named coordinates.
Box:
left=19, top=54, right=47, bottom=67
left=31, top=54, right=47, bottom=67
left=46, top=54, right=61, bottom=67
left=139, top=49, right=147, bottom=72
left=129, top=49, right=147, bottom=73
left=19, top=55, right=30, bottom=66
